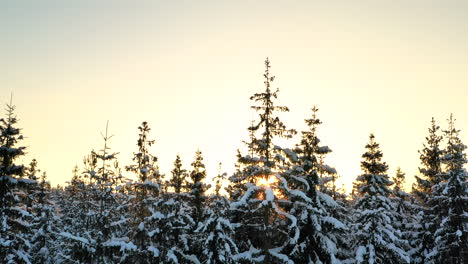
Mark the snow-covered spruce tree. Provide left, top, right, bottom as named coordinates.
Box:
left=125, top=121, right=163, bottom=263
left=427, top=114, right=467, bottom=263
left=413, top=118, right=444, bottom=202
left=178, top=149, right=210, bottom=261
left=198, top=190, right=238, bottom=264
left=150, top=189, right=197, bottom=263
left=24, top=159, right=40, bottom=208
left=213, top=162, right=227, bottom=196
left=228, top=58, right=297, bottom=263
left=56, top=162, right=92, bottom=262
left=58, top=123, right=132, bottom=263
left=410, top=117, right=444, bottom=264
left=143, top=152, right=200, bottom=263
left=352, top=134, right=409, bottom=264
left=0, top=99, right=34, bottom=264
left=188, top=149, right=209, bottom=224
left=279, top=106, right=347, bottom=263
left=30, top=171, right=56, bottom=264
left=391, top=167, right=418, bottom=262
left=169, top=154, right=188, bottom=194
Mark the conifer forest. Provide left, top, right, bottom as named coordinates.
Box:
left=0, top=59, right=467, bottom=264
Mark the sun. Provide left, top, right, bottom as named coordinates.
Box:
left=256, top=175, right=276, bottom=187
left=255, top=174, right=286, bottom=200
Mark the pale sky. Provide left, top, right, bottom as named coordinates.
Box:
left=2, top=1, right=467, bottom=192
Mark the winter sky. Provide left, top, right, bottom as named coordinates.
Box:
left=2, top=1, right=468, bottom=192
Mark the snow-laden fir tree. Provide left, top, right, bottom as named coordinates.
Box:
left=228, top=58, right=297, bottom=263
left=56, top=163, right=92, bottom=262
left=58, top=123, right=132, bottom=263
left=188, top=150, right=209, bottom=224
left=150, top=189, right=198, bottom=263
left=411, top=117, right=444, bottom=264
left=280, top=106, right=347, bottom=263
left=412, top=118, right=444, bottom=202
left=196, top=163, right=237, bottom=263
left=125, top=121, right=163, bottom=263
left=126, top=121, right=162, bottom=200
left=169, top=154, right=188, bottom=194
left=352, top=134, right=409, bottom=264
left=142, top=152, right=204, bottom=263
left=181, top=150, right=210, bottom=261
left=427, top=114, right=467, bottom=264
left=29, top=171, right=56, bottom=264
left=391, top=167, right=418, bottom=262
left=213, top=162, right=227, bottom=196
left=0, top=99, right=34, bottom=264
left=24, top=159, right=40, bottom=208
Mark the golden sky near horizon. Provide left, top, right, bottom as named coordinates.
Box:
left=2, top=1, right=467, bottom=192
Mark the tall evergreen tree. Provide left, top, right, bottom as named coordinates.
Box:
left=280, top=106, right=347, bottom=263
left=199, top=194, right=238, bottom=264
left=352, top=134, right=409, bottom=264
left=0, top=99, right=33, bottom=264
left=391, top=168, right=418, bottom=262
left=213, top=162, right=227, bottom=196
left=58, top=123, right=132, bottom=263
left=125, top=121, right=162, bottom=263
left=30, top=171, right=56, bottom=264
left=413, top=117, right=444, bottom=201
left=170, top=154, right=188, bottom=194
left=127, top=121, right=162, bottom=199
left=189, top=149, right=209, bottom=224
left=427, top=114, right=467, bottom=263
left=229, top=58, right=297, bottom=263
left=411, top=118, right=444, bottom=263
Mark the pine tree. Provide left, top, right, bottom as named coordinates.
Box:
left=352, top=134, right=409, bottom=264
left=391, top=168, right=418, bottom=261
left=30, top=171, right=56, bottom=264
left=58, top=123, right=132, bottom=263
left=213, top=162, right=227, bottom=196
left=125, top=121, right=162, bottom=263
left=428, top=114, right=467, bottom=263
left=411, top=118, right=444, bottom=263
left=0, top=99, right=33, bottom=264
left=170, top=154, right=188, bottom=194
left=413, top=117, right=444, bottom=202
left=229, top=58, right=297, bottom=263
left=151, top=189, right=197, bottom=263
left=280, top=106, right=347, bottom=263
left=140, top=151, right=201, bottom=263
left=126, top=121, right=162, bottom=200
left=189, top=149, right=209, bottom=224
left=199, top=194, right=238, bottom=264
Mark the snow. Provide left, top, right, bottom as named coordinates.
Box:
left=323, top=216, right=344, bottom=229
left=356, top=245, right=366, bottom=262
left=269, top=248, right=294, bottom=264
left=167, top=249, right=178, bottom=263
left=264, top=187, right=274, bottom=202
left=233, top=246, right=263, bottom=262
left=16, top=250, right=31, bottom=264
left=59, top=232, right=89, bottom=245
left=230, top=184, right=261, bottom=208
left=149, top=211, right=165, bottom=220
left=147, top=246, right=160, bottom=257
left=289, top=189, right=312, bottom=203
left=318, top=192, right=337, bottom=207
left=103, top=239, right=137, bottom=252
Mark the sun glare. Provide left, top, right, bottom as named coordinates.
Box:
left=255, top=175, right=285, bottom=199
left=256, top=175, right=276, bottom=187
